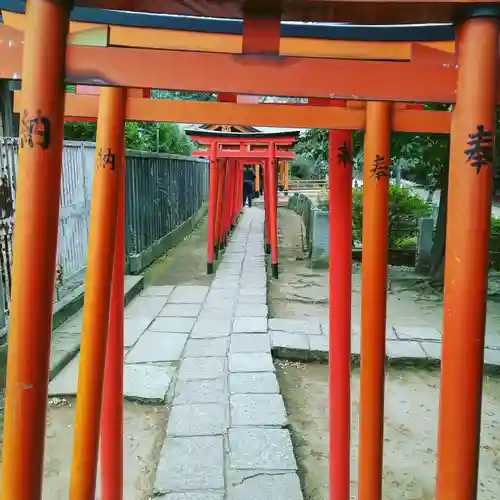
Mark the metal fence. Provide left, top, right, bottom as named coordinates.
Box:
left=0, top=138, right=208, bottom=322
left=125, top=151, right=208, bottom=256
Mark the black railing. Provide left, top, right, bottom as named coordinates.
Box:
left=125, top=151, right=208, bottom=256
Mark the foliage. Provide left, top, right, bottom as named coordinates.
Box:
left=392, top=132, right=450, bottom=188
left=289, top=154, right=315, bottom=179
left=62, top=88, right=213, bottom=155
left=385, top=186, right=432, bottom=247
left=292, top=107, right=451, bottom=188
left=293, top=129, right=329, bottom=164
left=64, top=121, right=192, bottom=155
left=64, top=121, right=96, bottom=142
left=489, top=217, right=500, bottom=270
left=308, top=160, right=329, bottom=180
left=151, top=90, right=216, bottom=101
left=293, top=128, right=365, bottom=178
left=319, top=185, right=431, bottom=249
left=481, top=217, right=500, bottom=271
left=292, top=103, right=500, bottom=283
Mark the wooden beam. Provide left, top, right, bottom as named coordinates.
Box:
left=190, top=136, right=297, bottom=145
left=0, top=37, right=464, bottom=104
left=2, top=9, right=455, bottom=61
left=0, top=9, right=98, bottom=33
left=193, top=149, right=295, bottom=160
left=13, top=93, right=452, bottom=133
left=112, top=24, right=425, bottom=59
left=110, top=26, right=242, bottom=54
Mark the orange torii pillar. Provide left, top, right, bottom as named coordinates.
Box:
left=278, top=161, right=288, bottom=192
left=69, top=87, right=126, bottom=500
left=65, top=85, right=141, bottom=498
left=223, top=159, right=236, bottom=244
left=436, top=12, right=500, bottom=500
left=255, top=162, right=261, bottom=195
left=263, top=160, right=271, bottom=254
left=214, top=159, right=228, bottom=255
left=328, top=104, right=353, bottom=500
left=235, top=161, right=242, bottom=220
left=283, top=162, right=289, bottom=194
left=222, top=158, right=231, bottom=246
left=0, top=1, right=70, bottom=499
left=101, top=136, right=126, bottom=500
left=238, top=161, right=244, bottom=213
left=207, top=142, right=218, bottom=274
left=267, top=153, right=279, bottom=278
left=73, top=86, right=134, bottom=498
left=358, top=101, right=392, bottom=500
left=231, top=160, right=238, bottom=225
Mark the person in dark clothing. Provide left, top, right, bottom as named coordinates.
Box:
left=243, top=165, right=256, bottom=208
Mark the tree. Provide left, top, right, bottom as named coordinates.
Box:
left=293, top=128, right=364, bottom=176
left=64, top=121, right=192, bottom=155
left=62, top=88, right=204, bottom=155
left=395, top=132, right=450, bottom=283
left=151, top=90, right=216, bottom=102
left=289, top=154, right=314, bottom=179
left=293, top=112, right=452, bottom=284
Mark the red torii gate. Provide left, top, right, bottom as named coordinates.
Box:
left=186, top=130, right=298, bottom=278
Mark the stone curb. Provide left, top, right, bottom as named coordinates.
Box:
left=271, top=341, right=500, bottom=375
left=0, top=275, right=144, bottom=388
left=48, top=275, right=144, bottom=382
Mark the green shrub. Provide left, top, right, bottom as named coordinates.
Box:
left=489, top=217, right=500, bottom=269
left=319, top=185, right=431, bottom=248
left=386, top=185, right=432, bottom=248
left=394, top=236, right=418, bottom=250
left=290, top=155, right=314, bottom=179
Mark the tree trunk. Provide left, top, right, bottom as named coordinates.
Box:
left=395, top=160, right=402, bottom=187
left=428, top=163, right=449, bottom=286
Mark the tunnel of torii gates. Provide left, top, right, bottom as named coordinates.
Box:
left=0, top=1, right=499, bottom=500
left=184, top=127, right=298, bottom=278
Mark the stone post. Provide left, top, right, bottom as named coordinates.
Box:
left=415, top=217, right=434, bottom=273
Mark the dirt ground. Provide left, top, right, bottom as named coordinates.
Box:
left=270, top=208, right=500, bottom=499
left=0, top=398, right=167, bottom=500
left=0, top=217, right=212, bottom=498
left=144, top=215, right=214, bottom=287
left=269, top=208, right=500, bottom=335
left=41, top=399, right=167, bottom=500
left=276, top=361, right=500, bottom=500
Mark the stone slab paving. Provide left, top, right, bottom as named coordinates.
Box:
left=270, top=318, right=500, bottom=371
left=48, top=353, right=176, bottom=404
left=152, top=208, right=304, bottom=500
left=49, top=275, right=143, bottom=380
left=47, top=281, right=207, bottom=403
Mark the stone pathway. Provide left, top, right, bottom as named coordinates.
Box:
left=47, top=206, right=500, bottom=498
left=153, top=208, right=303, bottom=500
left=49, top=208, right=304, bottom=500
